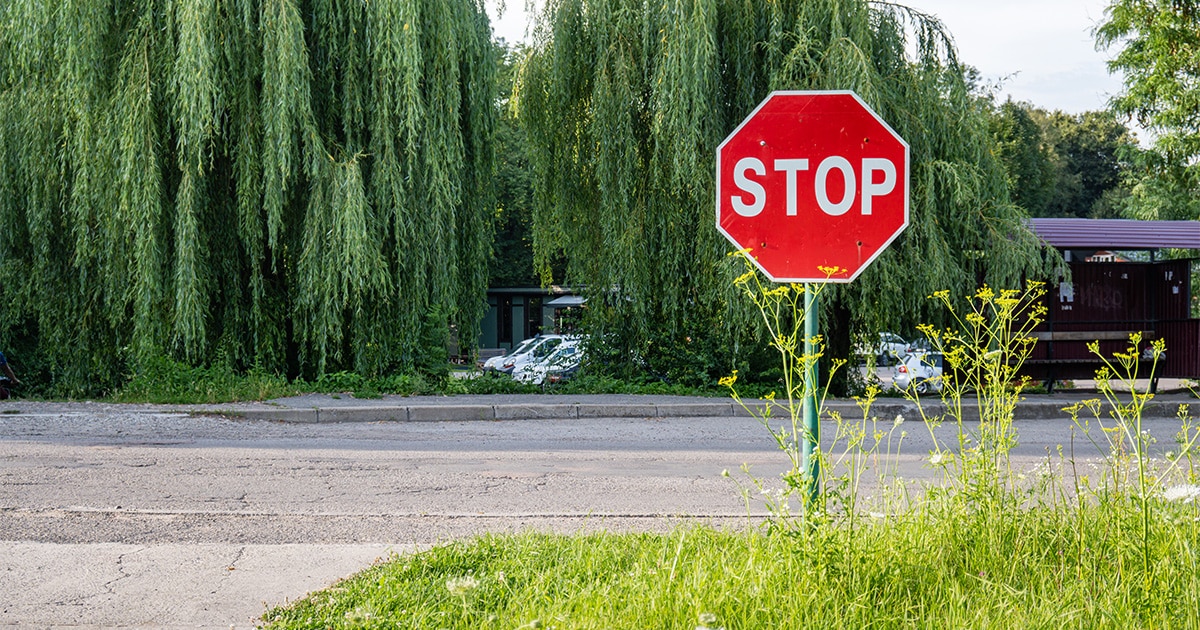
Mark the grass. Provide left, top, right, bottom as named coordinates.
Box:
left=98, top=359, right=727, bottom=405
left=262, top=503, right=1200, bottom=629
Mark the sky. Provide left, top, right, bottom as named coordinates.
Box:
left=484, top=0, right=1126, bottom=117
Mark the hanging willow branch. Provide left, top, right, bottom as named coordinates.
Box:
left=0, top=0, right=497, bottom=392
left=519, top=0, right=1057, bottom=383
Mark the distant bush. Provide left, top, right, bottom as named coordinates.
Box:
left=111, top=356, right=298, bottom=404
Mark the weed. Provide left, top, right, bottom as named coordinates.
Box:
left=1062, top=335, right=1200, bottom=597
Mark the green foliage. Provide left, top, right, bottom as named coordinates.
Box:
left=489, top=44, right=542, bottom=289
left=979, top=97, right=1144, bottom=221
left=989, top=100, right=1056, bottom=215
left=456, top=372, right=542, bottom=394
left=517, top=0, right=1056, bottom=393
left=545, top=373, right=716, bottom=396
left=112, top=355, right=298, bottom=404
left=1039, top=109, right=1138, bottom=218
left=1098, top=0, right=1200, bottom=158
left=1117, top=145, right=1200, bottom=222
left=580, top=317, right=760, bottom=390
left=1097, top=0, right=1200, bottom=220
left=0, top=0, right=497, bottom=394
left=990, top=103, right=1138, bottom=219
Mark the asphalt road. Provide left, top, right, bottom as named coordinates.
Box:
left=1, top=406, right=1191, bottom=628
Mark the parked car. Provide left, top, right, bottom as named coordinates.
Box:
left=856, top=332, right=909, bottom=366
left=513, top=338, right=584, bottom=385
left=490, top=335, right=567, bottom=375
left=905, top=335, right=935, bottom=355
left=893, top=351, right=944, bottom=394
left=480, top=336, right=541, bottom=373
left=545, top=358, right=582, bottom=384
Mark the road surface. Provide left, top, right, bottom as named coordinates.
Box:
left=0, top=406, right=1189, bottom=628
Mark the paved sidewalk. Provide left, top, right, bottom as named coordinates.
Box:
left=1, top=542, right=400, bottom=629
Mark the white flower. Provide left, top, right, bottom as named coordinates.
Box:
left=1162, top=484, right=1200, bottom=504
left=893, top=414, right=905, bottom=427
left=930, top=451, right=949, bottom=466
left=446, top=575, right=479, bottom=597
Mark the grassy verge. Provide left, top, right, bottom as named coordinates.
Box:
left=100, top=358, right=728, bottom=404
left=263, top=502, right=1200, bottom=629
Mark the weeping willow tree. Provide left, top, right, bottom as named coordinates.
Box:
left=0, top=0, right=496, bottom=394
left=516, top=0, right=1056, bottom=389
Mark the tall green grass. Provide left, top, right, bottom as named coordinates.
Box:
left=263, top=506, right=1200, bottom=628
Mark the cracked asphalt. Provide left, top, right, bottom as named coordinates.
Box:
left=1, top=406, right=783, bottom=628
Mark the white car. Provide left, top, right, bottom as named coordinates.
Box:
left=481, top=337, right=539, bottom=373
left=513, top=338, right=584, bottom=385
left=484, top=335, right=565, bottom=375
left=893, top=351, right=944, bottom=395
left=856, top=332, right=909, bottom=366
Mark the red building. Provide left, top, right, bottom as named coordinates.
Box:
left=1024, top=218, right=1200, bottom=388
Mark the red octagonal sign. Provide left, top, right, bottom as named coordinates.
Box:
left=716, top=91, right=909, bottom=282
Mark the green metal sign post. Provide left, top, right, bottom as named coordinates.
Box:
left=802, top=284, right=820, bottom=502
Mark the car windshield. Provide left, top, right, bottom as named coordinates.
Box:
left=505, top=337, right=539, bottom=358
left=530, top=338, right=562, bottom=359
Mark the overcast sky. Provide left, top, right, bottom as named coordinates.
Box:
left=485, top=0, right=1126, bottom=116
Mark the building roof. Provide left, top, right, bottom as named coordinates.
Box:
left=1027, top=218, right=1200, bottom=250
left=545, top=295, right=586, bottom=307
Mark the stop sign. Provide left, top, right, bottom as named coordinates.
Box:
left=716, top=91, right=909, bottom=282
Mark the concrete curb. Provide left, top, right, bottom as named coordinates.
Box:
left=206, top=401, right=746, bottom=423
left=5, top=394, right=1195, bottom=424
left=198, top=398, right=1199, bottom=424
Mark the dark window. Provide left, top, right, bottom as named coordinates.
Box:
left=526, top=297, right=543, bottom=338
left=498, top=297, right=512, bottom=345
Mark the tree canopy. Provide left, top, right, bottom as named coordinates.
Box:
left=516, top=0, right=1054, bottom=388
left=989, top=101, right=1056, bottom=216
left=0, top=0, right=497, bottom=394
left=489, top=44, right=544, bottom=289
left=990, top=101, right=1136, bottom=219
left=1097, top=0, right=1200, bottom=220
